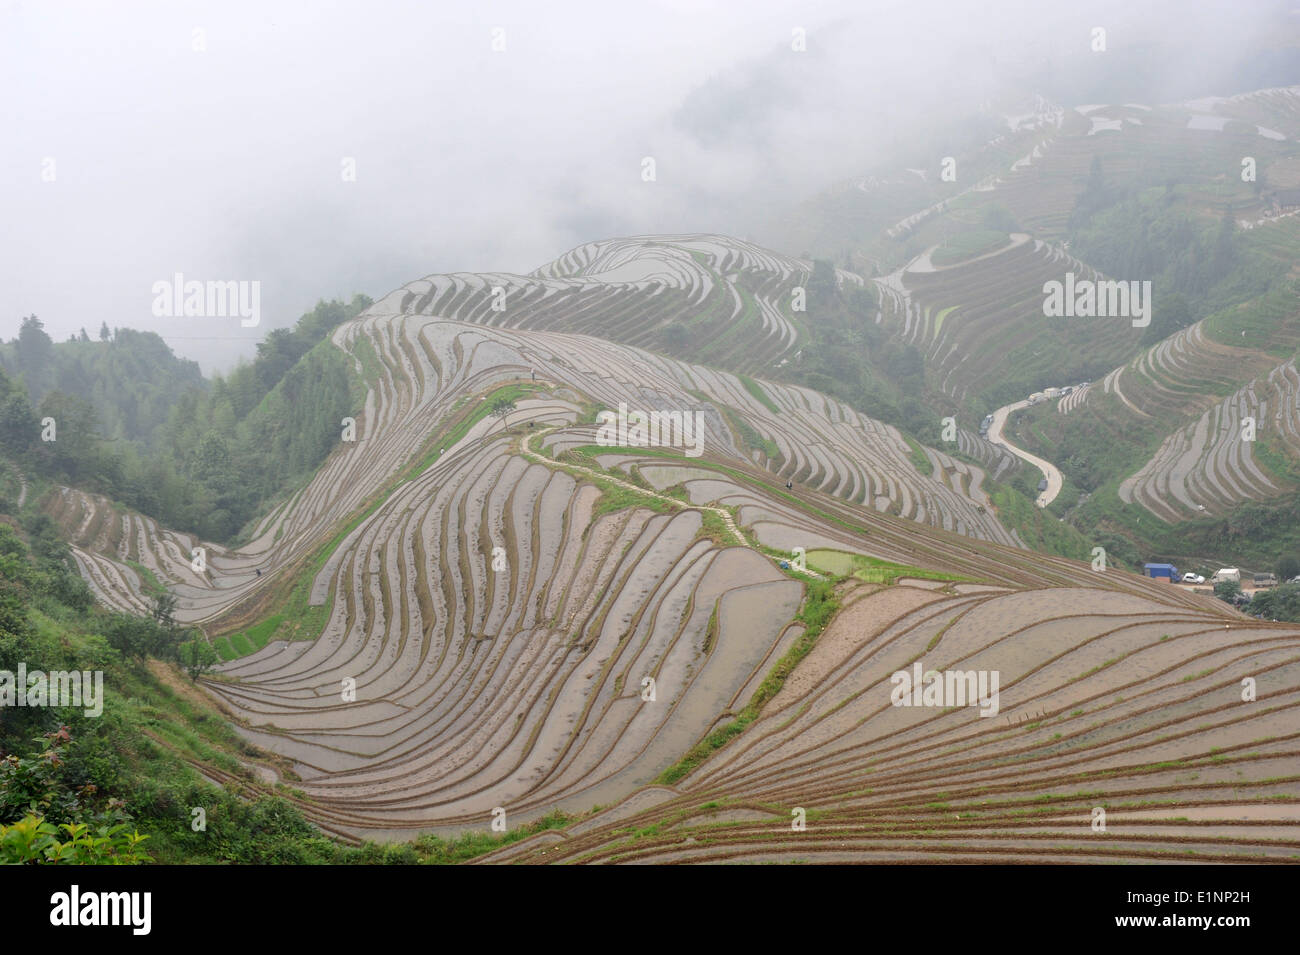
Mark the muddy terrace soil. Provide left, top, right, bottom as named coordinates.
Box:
left=481, top=582, right=1300, bottom=864
left=44, top=235, right=1300, bottom=857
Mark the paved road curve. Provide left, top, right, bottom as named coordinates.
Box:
left=986, top=400, right=1064, bottom=508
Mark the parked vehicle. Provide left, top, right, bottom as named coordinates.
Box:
left=1253, top=572, right=1278, bottom=588
left=1143, top=563, right=1180, bottom=582
left=1181, top=572, right=1205, bottom=584
left=1210, top=568, right=1241, bottom=584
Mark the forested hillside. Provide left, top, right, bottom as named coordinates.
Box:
left=0, top=296, right=371, bottom=542
left=0, top=322, right=204, bottom=446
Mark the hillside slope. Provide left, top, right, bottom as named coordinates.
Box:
left=46, top=304, right=1027, bottom=631
left=485, top=580, right=1300, bottom=864
left=39, top=253, right=1292, bottom=846
left=374, top=234, right=861, bottom=377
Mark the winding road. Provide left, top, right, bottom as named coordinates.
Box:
left=985, top=400, right=1063, bottom=507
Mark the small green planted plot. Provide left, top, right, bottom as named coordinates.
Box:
left=932, top=305, right=958, bottom=338
left=218, top=614, right=286, bottom=660
left=903, top=435, right=934, bottom=476
left=930, top=230, right=1011, bottom=267
left=804, top=549, right=963, bottom=584
left=245, top=614, right=285, bottom=649
left=804, top=549, right=856, bottom=575
left=227, top=632, right=254, bottom=656
left=125, top=560, right=166, bottom=597
left=738, top=375, right=781, bottom=414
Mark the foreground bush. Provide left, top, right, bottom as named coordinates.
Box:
left=0, top=813, right=149, bottom=864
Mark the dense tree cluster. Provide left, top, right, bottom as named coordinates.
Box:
left=0, top=296, right=370, bottom=542
left=1249, top=582, right=1300, bottom=621
left=1068, top=160, right=1283, bottom=341
left=789, top=267, right=939, bottom=444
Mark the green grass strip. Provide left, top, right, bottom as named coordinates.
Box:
left=738, top=374, right=781, bottom=414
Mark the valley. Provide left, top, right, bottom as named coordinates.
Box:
left=5, top=7, right=1300, bottom=872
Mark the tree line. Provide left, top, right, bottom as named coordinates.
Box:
left=0, top=295, right=370, bottom=542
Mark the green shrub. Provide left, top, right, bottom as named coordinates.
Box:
left=0, top=813, right=150, bottom=864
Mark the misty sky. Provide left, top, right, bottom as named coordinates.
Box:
left=1, top=0, right=1282, bottom=373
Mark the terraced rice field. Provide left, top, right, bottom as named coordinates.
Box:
left=1120, top=358, right=1300, bottom=519
left=49, top=305, right=1030, bottom=626
left=874, top=236, right=1133, bottom=403
left=1057, top=382, right=1090, bottom=415
left=214, top=449, right=808, bottom=835
left=955, top=428, right=1020, bottom=482
left=47, top=235, right=1299, bottom=855
left=1180, top=86, right=1300, bottom=141
left=1079, top=320, right=1274, bottom=426
left=987, top=101, right=1286, bottom=238
left=371, top=233, right=860, bottom=378
left=44, top=487, right=223, bottom=617
left=1051, top=295, right=1300, bottom=520
left=480, top=582, right=1300, bottom=863
left=879, top=105, right=1068, bottom=242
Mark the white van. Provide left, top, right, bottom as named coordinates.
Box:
left=1210, top=568, right=1241, bottom=584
